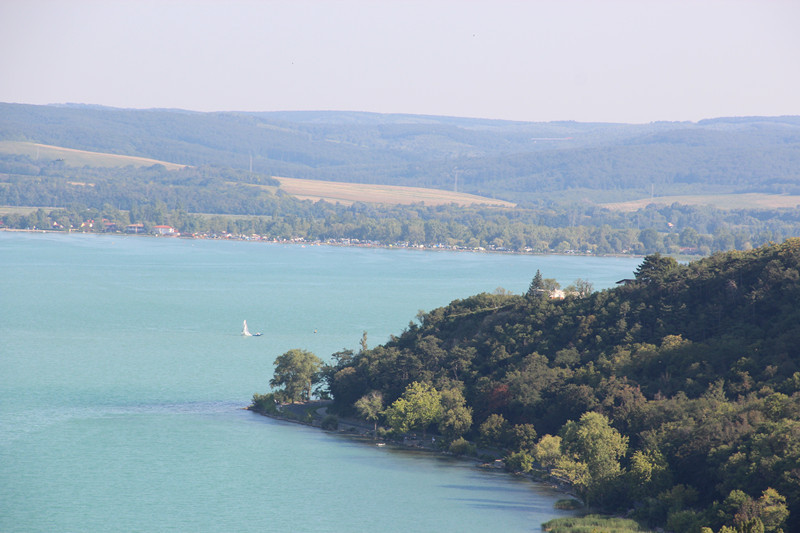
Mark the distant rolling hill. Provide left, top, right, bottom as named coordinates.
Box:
left=0, top=140, right=512, bottom=208
left=1, top=103, right=799, bottom=204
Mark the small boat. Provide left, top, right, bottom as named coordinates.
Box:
left=242, top=320, right=262, bottom=337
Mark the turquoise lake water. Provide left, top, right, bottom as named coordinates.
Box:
left=0, top=232, right=641, bottom=532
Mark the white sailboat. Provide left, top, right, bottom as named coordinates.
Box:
left=241, top=320, right=261, bottom=337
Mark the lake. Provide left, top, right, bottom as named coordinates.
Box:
left=0, top=232, right=641, bottom=532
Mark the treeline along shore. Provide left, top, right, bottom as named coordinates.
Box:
left=4, top=188, right=800, bottom=258
left=254, top=240, right=800, bottom=533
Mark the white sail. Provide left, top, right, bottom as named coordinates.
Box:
left=242, top=320, right=252, bottom=336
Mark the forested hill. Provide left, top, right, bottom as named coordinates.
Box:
left=323, top=239, right=800, bottom=532
left=2, top=103, right=799, bottom=203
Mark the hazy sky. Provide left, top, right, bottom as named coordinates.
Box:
left=1, top=0, right=798, bottom=123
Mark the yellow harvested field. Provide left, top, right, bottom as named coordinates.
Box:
left=603, top=193, right=800, bottom=212
left=273, top=176, right=516, bottom=207
left=0, top=141, right=185, bottom=170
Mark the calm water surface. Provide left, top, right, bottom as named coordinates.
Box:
left=0, top=232, right=640, bottom=532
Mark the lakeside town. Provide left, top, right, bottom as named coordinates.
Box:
left=3, top=217, right=639, bottom=257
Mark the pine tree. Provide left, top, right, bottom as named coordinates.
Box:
left=527, top=269, right=545, bottom=298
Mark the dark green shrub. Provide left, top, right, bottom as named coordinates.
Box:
left=448, top=437, right=476, bottom=456
left=321, top=414, right=339, bottom=430
left=250, top=393, right=278, bottom=414
left=504, top=450, right=534, bottom=473
left=554, top=498, right=583, bottom=510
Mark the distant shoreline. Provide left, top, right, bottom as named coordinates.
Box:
left=1, top=227, right=646, bottom=260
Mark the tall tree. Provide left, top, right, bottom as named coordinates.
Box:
left=526, top=269, right=545, bottom=298
left=566, top=278, right=594, bottom=298
left=270, top=349, right=323, bottom=402
left=383, top=381, right=442, bottom=438
left=355, top=390, right=384, bottom=438
left=438, top=388, right=473, bottom=441
left=556, top=412, right=629, bottom=505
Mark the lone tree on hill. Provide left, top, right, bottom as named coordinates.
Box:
left=526, top=269, right=545, bottom=298
left=270, top=348, right=323, bottom=402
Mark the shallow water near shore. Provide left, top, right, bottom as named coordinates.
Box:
left=0, top=232, right=639, bottom=532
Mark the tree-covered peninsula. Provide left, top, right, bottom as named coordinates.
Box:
left=266, top=240, right=800, bottom=533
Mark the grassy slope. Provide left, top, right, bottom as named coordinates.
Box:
left=0, top=141, right=515, bottom=208
left=273, top=176, right=517, bottom=207
left=603, top=192, right=800, bottom=211
left=0, top=141, right=186, bottom=170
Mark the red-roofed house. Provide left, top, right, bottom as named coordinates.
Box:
left=153, top=225, right=175, bottom=235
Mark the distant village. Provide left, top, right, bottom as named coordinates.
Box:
left=19, top=216, right=599, bottom=256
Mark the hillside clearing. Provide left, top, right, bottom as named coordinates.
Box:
left=0, top=141, right=186, bottom=170
left=0, top=206, right=44, bottom=216
left=0, top=141, right=512, bottom=208
left=602, top=193, right=800, bottom=211
left=273, top=176, right=516, bottom=207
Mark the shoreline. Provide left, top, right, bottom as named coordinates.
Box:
left=1, top=227, right=648, bottom=260
left=246, top=400, right=579, bottom=503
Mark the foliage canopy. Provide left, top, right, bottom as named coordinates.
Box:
left=269, top=349, right=323, bottom=402
left=321, top=240, right=800, bottom=532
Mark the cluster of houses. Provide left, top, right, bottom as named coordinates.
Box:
left=69, top=219, right=178, bottom=235
left=122, top=223, right=176, bottom=235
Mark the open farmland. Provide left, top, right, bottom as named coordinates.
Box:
left=0, top=141, right=186, bottom=170
left=602, top=193, right=800, bottom=212
left=273, top=176, right=516, bottom=207
left=0, top=141, right=513, bottom=208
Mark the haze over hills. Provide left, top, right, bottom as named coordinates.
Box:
left=2, top=103, right=799, bottom=204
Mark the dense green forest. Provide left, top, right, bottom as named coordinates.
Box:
left=2, top=104, right=799, bottom=203
left=312, top=241, right=800, bottom=533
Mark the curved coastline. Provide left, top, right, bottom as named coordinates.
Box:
left=246, top=399, right=579, bottom=504
left=1, top=227, right=645, bottom=259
